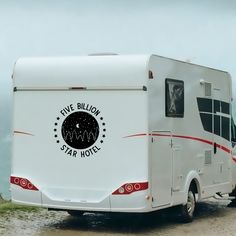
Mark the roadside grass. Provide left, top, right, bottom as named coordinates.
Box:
left=0, top=199, right=39, bottom=214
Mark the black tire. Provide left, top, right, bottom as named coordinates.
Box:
left=228, top=188, right=236, bottom=207
left=229, top=187, right=236, bottom=198
left=180, top=187, right=196, bottom=223
left=67, top=210, right=84, bottom=217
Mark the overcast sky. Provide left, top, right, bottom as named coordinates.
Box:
left=0, top=0, right=236, bottom=198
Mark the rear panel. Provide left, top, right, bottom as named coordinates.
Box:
left=12, top=89, right=149, bottom=212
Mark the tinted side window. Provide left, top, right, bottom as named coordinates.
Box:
left=165, top=79, right=184, bottom=118
left=232, top=117, right=236, bottom=142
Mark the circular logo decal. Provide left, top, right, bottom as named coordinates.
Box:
left=61, top=111, right=99, bottom=149
left=54, top=103, right=106, bottom=158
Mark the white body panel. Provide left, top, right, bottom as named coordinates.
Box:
left=11, top=55, right=235, bottom=213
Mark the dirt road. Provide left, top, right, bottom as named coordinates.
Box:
left=0, top=199, right=236, bottom=236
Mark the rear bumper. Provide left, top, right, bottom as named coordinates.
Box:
left=11, top=185, right=151, bottom=213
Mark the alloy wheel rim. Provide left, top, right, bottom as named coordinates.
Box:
left=187, top=192, right=195, bottom=215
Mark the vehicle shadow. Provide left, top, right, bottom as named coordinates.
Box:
left=44, top=200, right=231, bottom=235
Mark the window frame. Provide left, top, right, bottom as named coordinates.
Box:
left=165, top=78, right=185, bottom=118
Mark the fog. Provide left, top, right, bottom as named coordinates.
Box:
left=0, top=0, right=236, bottom=198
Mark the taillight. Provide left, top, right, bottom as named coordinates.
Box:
left=10, top=176, right=38, bottom=191
left=112, top=182, right=148, bottom=195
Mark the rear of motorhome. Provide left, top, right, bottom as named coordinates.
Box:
left=11, top=55, right=236, bottom=222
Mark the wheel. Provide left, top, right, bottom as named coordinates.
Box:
left=67, top=210, right=84, bottom=217
left=229, top=187, right=236, bottom=197
left=180, top=187, right=196, bottom=223
left=228, top=188, right=236, bottom=207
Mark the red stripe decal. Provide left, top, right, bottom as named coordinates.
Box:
left=124, top=133, right=231, bottom=154
left=123, top=133, right=148, bottom=138
left=233, top=156, right=236, bottom=163
left=172, top=135, right=213, bottom=146
left=14, top=131, right=34, bottom=136
left=219, top=145, right=231, bottom=154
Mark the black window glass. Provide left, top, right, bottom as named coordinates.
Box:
left=222, top=116, right=230, bottom=141
left=200, top=113, right=212, bottom=133
left=221, top=101, right=230, bottom=115
left=214, top=100, right=220, bottom=114
left=214, top=115, right=221, bottom=136
left=197, top=98, right=212, bottom=113
left=232, top=117, right=236, bottom=142
left=165, top=79, right=184, bottom=117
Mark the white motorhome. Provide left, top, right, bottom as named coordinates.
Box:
left=11, top=55, right=236, bottom=222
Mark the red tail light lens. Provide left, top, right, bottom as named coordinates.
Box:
left=112, top=182, right=148, bottom=195
left=10, top=176, right=38, bottom=191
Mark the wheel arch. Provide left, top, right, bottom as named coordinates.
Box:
left=184, top=171, right=202, bottom=203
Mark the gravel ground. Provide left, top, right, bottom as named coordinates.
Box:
left=0, top=199, right=236, bottom=236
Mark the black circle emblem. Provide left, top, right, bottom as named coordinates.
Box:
left=61, top=111, right=99, bottom=149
